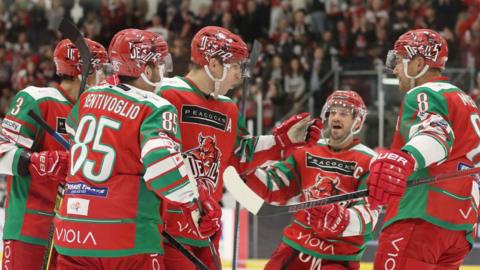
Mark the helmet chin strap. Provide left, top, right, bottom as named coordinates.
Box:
left=204, top=64, right=230, bottom=99
left=402, top=58, right=429, bottom=89
left=140, top=64, right=165, bottom=88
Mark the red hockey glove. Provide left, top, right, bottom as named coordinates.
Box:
left=307, top=204, right=350, bottom=237
left=367, top=150, right=415, bottom=210
left=274, top=113, right=311, bottom=148
left=306, top=118, right=323, bottom=145
left=28, top=150, right=69, bottom=182
left=182, top=184, right=222, bottom=238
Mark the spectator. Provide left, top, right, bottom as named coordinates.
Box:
left=147, top=14, right=169, bottom=42
left=284, top=57, right=306, bottom=112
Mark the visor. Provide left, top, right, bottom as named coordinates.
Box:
left=385, top=50, right=403, bottom=73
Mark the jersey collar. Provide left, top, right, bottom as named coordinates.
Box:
left=426, top=76, right=449, bottom=83
left=180, top=76, right=212, bottom=100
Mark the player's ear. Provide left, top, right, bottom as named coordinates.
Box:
left=208, top=58, right=221, bottom=74
left=415, top=56, right=426, bottom=71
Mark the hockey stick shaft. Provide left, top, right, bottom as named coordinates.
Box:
left=274, top=166, right=480, bottom=214
left=233, top=40, right=261, bottom=270
left=37, top=18, right=208, bottom=270
left=185, top=168, right=222, bottom=270
left=223, top=165, right=480, bottom=217
left=58, top=19, right=91, bottom=99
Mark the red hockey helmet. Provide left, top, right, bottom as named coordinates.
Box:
left=386, top=29, right=448, bottom=71
left=54, top=38, right=108, bottom=77
left=321, top=90, right=367, bottom=134
left=191, top=26, right=249, bottom=66
left=108, top=29, right=170, bottom=77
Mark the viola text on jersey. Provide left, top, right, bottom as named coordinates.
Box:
left=296, top=231, right=335, bottom=254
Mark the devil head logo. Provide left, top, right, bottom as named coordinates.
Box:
left=303, top=174, right=345, bottom=201
left=185, top=133, right=222, bottom=193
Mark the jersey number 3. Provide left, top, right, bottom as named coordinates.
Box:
left=70, top=115, right=120, bottom=182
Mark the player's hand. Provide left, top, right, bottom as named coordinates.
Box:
left=306, top=204, right=350, bottom=237
left=306, top=118, right=323, bottom=145
left=29, top=150, right=69, bottom=182
left=274, top=113, right=311, bottom=148
left=182, top=183, right=222, bottom=238
left=367, top=150, right=415, bottom=210
left=197, top=184, right=222, bottom=237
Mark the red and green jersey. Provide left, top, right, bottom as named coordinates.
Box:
left=157, top=76, right=285, bottom=247
left=54, top=84, right=196, bottom=257
left=244, top=139, right=378, bottom=261
left=387, top=78, right=480, bottom=245
left=0, top=85, right=73, bottom=246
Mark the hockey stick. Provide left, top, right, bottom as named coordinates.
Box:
left=233, top=39, right=261, bottom=270
left=223, top=165, right=480, bottom=216
left=185, top=168, right=222, bottom=270
left=32, top=18, right=92, bottom=270
left=30, top=19, right=210, bottom=270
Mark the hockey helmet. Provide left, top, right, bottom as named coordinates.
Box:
left=191, top=26, right=249, bottom=66
left=386, top=29, right=448, bottom=72
left=54, top=38, right=108, bottom=77
left=108, top=29, right=171, bottom=78
left=321, top=90, right=367, bottom=136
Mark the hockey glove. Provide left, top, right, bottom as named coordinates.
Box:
left=307, top=204, right=350, bottom=237
left=28, top=150, right=69, bottom=182
left=367, top=150, right=415, bottom=210
left=274, top=113, right=311, bottom=148
left=182, top=184, right=222, bottom=238
left=306, top=118, right=323, bottom=145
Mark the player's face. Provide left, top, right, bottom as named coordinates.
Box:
left=218, top=61, right=243, bottom=95
left=327, top=106, right=355, bottom=144
left=393, top=56, right=424, bottom=92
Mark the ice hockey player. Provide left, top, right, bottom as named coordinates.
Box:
left=53, top=28, right=218, bottom=270
left=241, top=90, right=378, bottom=270
left=156, top=25, right=322, bottom=269
left=0, top=38, right=107, bottom=270
left=367, top=28, right=480, bottom=269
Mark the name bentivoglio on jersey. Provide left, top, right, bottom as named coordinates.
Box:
left=82, top=90, right=143, bottom=120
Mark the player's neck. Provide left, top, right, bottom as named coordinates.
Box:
left=59, top=80, right=80, bottom=102
left=415, top=70, right=443, bottom=87
left=186, top=69, right=214, bottom=96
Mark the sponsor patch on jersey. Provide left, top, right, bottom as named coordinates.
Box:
left=66, top=198, right=90, bottom=216
left=181, top=105, right=227, bottom=131
left=56, top=117, right=67, bottom=134
left=2, top=118, right=22, bottom=132
left=306, top=153, right=357, bottom=176
left=65, top=182, right=108, bottom=197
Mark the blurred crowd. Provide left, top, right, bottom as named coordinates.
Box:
left=1, top=0, right=480, bottom=130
